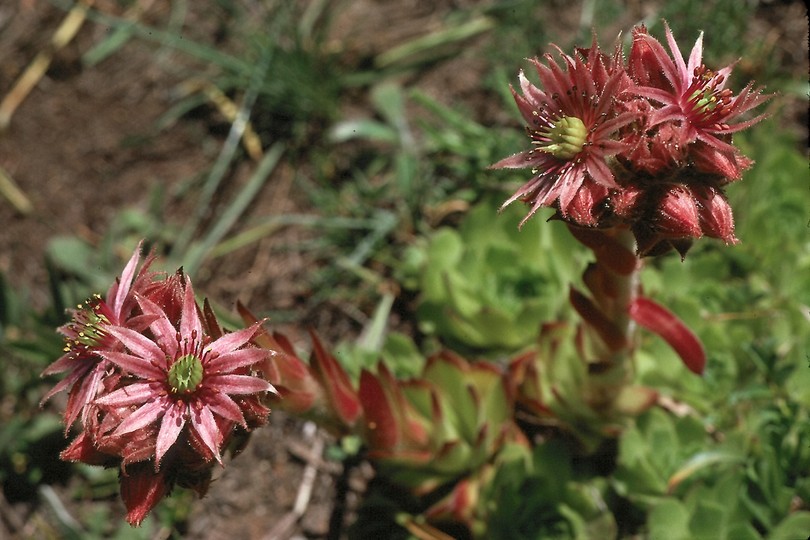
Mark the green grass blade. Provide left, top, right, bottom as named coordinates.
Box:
left=184, top=142, right=285, bottom=275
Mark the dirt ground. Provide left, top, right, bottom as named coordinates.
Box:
left=0, top=0, right=806, bottom=538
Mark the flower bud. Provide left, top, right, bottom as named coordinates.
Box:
left=694, top=186, right=738, bottom=244
left=654, top=185, right=702, bottom=238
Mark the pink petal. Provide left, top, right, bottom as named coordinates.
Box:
left=96, top=382, right=160, bottom=408
left=105, top=326, right=166, bottom=365
left=67, top=362, right=107, bottom=427
left=189, top=403, right=222, bottom=463
left=179, top=277, right=202, bottom=339
left=205, top=374, right=273, bottom=395
left=205, top=347, right=267, bottom=374
left=113, top=397, right=169, bottom=436
left=111, top=240, right=143, bottom=318
left=155, top=402, right=187, bottom=467
left=202, top=392, right=246, bottom=426
left=41, top=352, right=82, bottom=376
left=136, top=294, right=179, bottom=358
left=489, top=151, right=533, bottom=170
left=206, top=323, right=261, bottom=357
left=663, top=21, right=689, bottom=85
left=586, top=156, right=618, bottom=188
left=686, top=31, right=704, bottom=76
left=629, top=297, right=706, bottom=374
left=40, top=360, right=89, bottom=404
left=97, top=349, right=165, bottom=380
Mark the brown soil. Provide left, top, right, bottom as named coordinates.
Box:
left=0, top=0, right=806, bottom=538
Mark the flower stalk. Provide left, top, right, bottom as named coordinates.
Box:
left=496, top=21, right=767, bottom=441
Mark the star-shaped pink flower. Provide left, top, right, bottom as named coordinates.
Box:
left=94, top=277, right=275, bottom=468
left=492, top=39, right=638, bottom=226
left=629, top=22, right=771, bottom=180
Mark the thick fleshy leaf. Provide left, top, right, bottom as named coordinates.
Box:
left=614, top=385, right=659, bottom=415
left=358, top=369, right=398, bottom=450
left=569, top=287, right=627, bottom=352
left=310, top=331, right=362, bottom=425
left=566, top=225, right=638, bottom=276
left=629, top=297, right=706, bottom=374
left=424, top=476, right=476, bottom=525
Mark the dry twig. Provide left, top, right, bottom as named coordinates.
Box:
left=0, top=0, right=95, bottom=131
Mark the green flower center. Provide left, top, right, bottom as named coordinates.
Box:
left=689, top=87, right=721, bottom=113
left=63, top=294, right=110, bottom=354
left=168, top=354, right=204, bottom=394
left=686, top=65, right=732, bottom=122
left=540, top=116, right=588, bottom=160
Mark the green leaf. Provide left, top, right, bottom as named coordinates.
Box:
left=767, top=512, right=810, bottom=540
left=648, top=499, right=691, bottom=540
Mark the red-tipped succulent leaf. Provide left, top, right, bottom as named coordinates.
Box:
left=629, top=296, right=706, bottom=374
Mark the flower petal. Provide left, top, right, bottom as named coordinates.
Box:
left=663, top=21, right=689, bottom=87
left=189, top=402, right=222, bottom=463
left=205, top=374, right=273, bottom=395
left=179, top=277, right=202, bottom=339
left=203, top=391, right=246, bottom=426
left=96, top=349, right=165, bottom=380
left=205, top=323, right=261, bottom=357
left=155, top=401, right=187, bottom=467
left=205, top=348, right=267, bottom=374
left=95, top=382, right=161, bottom=408
left=136, top=294, right=179, bottom=358
left=113, top=397, right=169, bottom=436
left=110, top=240, right=143, bottom=318
left=65, top=361, right=107, bottom=427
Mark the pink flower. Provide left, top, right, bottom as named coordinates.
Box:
left=41, top=242, right=156, bottom=429
left=44, top=242, right=277, bottom=525
left=628, top=22, right=771, bottom=180
left=492, top=39, right=637, bottom=227
left=93, top=278, right=275, bottom=468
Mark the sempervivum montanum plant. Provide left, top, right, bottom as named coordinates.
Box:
left=493, top=22, right=770, bottom=443
left=237, top=307, right=528, bottom=537
left=41, top=243, right=276, bottom=525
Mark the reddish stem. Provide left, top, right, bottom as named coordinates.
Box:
left=567, top=224, right=642, bottom=410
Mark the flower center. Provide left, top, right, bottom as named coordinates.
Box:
left=538, top=116, right=588, bottom=160
left=63, top=294, right=111, bottom=355
left=168, top=354, right=204, bottom=394
left=685, top=65, right=733, bottom=125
